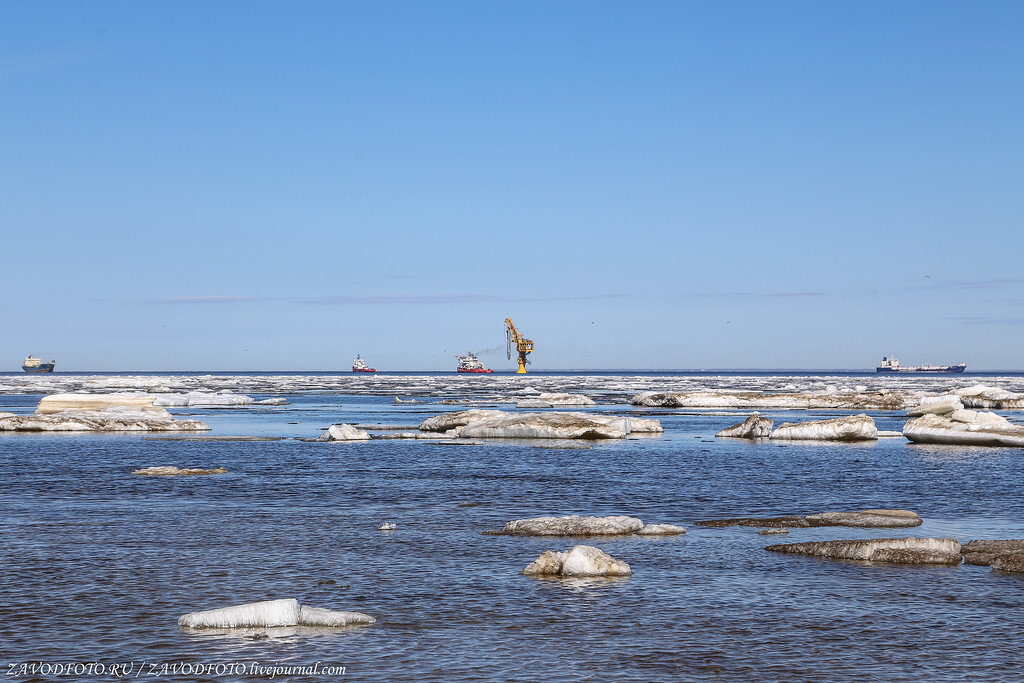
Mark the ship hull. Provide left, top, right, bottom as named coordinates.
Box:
left=23, top=364, right=55, bottom=373
left=457, top=368, right=493, bottom=374
left=352, top=368, right=376, bottom=373
left=876, top=365, right=966, bottom=373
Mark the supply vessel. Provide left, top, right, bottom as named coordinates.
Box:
left=455, top=351, right=492, bottom=373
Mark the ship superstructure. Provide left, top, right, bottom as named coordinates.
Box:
left=352, top=355, right=376, bottom=373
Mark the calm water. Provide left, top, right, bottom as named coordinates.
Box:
left=1, top=383, right=1023, bottom=681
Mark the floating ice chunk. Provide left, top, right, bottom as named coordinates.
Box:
left=962, top=540, right=1024, bottom=566
left=317, top=424, right=371, bottom=441
left=564, top=413, right=663, bottom=433
left=954, top=384, right=1024, bottom=409
left=256, top=398, right=288, bottom=406
left=512, top=397, right=552, bottom=409
left=497, top=515, right=644, bottom=536
left=36, top=393, right=156, bottom=413
left=637, top=523, right=686, bottom=535
left=903, top=413, right=1024, bottom=447
left=766, top=537, right=962, bottom=565
left=804, top=509, right=921, bottom=528
left=716, top=414, right=773, bottom=439
left=520, top=397, right=552, bottom=409
left=758, top=528, right=790, bottom=535
left=178, top=599, right=301, bottom=628
left=459, top=412, right=626, bottom=439
left=297, top=606, right=376, bottom=627
left=535, top=392, right=596, bottom=406
left=522, top=545, right=632, bottom=577
left=133, top=466, right=227, bottom=476
left=0, top=407, right=209, bottom=432
left=991, top=552, right=1024, bottom=573
left=153, top=391, right=255, bottom=407
left=419, top=409, right=505, bottom=432
left=905, top=394, right=964, bottom=417
left=631, top=391, right=904, bottom=410
left=770, top=414, right=877, bottom=441
left=378, top=522, right=397, bottom=531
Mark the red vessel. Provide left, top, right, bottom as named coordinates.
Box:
left=455, top=351, right=492, bottom=373
left=352, top=355, right=376, bottom=373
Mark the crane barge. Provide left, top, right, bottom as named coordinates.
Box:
left=505, top=318, right=534, bottom=374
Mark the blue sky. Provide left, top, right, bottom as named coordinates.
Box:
left=3, top=2, right=1022, bottom=370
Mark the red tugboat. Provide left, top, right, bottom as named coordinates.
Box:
left=352, top=355, right=376, bottom=373
left=455, top=351, right=492, bottom=373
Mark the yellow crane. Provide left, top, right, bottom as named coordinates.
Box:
left=505, top=318, right=534, bottom=374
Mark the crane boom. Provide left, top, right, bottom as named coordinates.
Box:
left=504, top=318, right=534, bottom=374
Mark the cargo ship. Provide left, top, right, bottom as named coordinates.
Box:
left=352, top=355, right=376, bottom=373
left=876, top=356, right=966, bottom=373
left=22, top=355, right=55, bottom=373
left=455, top=351, right=492, bottom=374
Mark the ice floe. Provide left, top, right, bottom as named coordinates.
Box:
left=770, top=414, right=877, bottom=441
left=766, top=537, right=963, bottom=565
left=961, top=540, right=1024, bottom=566
left=36, top=393, right=158, bottom=413
left=317, top=424, right=371, bottom=441
left=492, top=514, right=686, bottom=536
left=696, top=508, right=921, bottom=529
left=715, top=413, right=773, bottom=439
left=955, top=384, right=1024, bottom=410
left=0, top=407, right=209, bottom=432
left=178, top=598, right=375, bottom=629
left=903, top=412, right=1024, bottom=447
left=133, top=466, right=227, bottom=476
left=631, top=390, right=906, bottom=410
left=419, top=409, right=505, bottom=432
left=458, top=413, right=626, bottom=439
left=522, top=545, right=632, bottom=577
left=991, top=553, right=1024, bottom=573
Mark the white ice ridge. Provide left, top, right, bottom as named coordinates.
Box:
left=178, top=599, right=375, bottom=629
left=0, top=407, right=209, bottom=432
left=3, top=373, right=1023, bottom=407
left=418, top=410, right=662, bottom=438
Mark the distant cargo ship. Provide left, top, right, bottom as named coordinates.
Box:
left=22, top=355, right=55, bottom=373
left=455, top=351, right=492, bottom=374
left=352, top=355, right=376, bottom=373
left=876, top=356, right=966, bottom=373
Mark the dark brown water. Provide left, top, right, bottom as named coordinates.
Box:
left=1, top=391, right=1022, bottom=681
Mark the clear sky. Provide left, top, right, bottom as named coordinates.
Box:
left=3, top=2, right=1022, bottom=371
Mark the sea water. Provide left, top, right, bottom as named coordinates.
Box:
left=1, top=373, right=1022, bottom=681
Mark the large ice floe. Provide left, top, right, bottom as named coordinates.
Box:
left=961, top=540, right=1024, bottom=566
left=417, top=410, right=661, bottom=439
left=35, top=391, right=280, bottom=411
left=178, top=599, right=375, bottom=629
left=766, top=537, right=963, bottom=565
left=459, top=413, right=627, bottom=439
left=631, top=390, right=906, bottom=410
left=903, top=412, right=1024, bottom=447
left=133, top=466, right=227, bottom=476
left=3, top=372, right=1023, bottom=409
left=695, top=509, right=921, bottom=529
left=769, top=414, right=878, bottom=441
left=0, top=407, right=208, bottom=432
left=494, top=514, right=684, bottom=536
left=715, top=414, right=773, bottom=439
left=522, top=545, right=632, bottom=577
